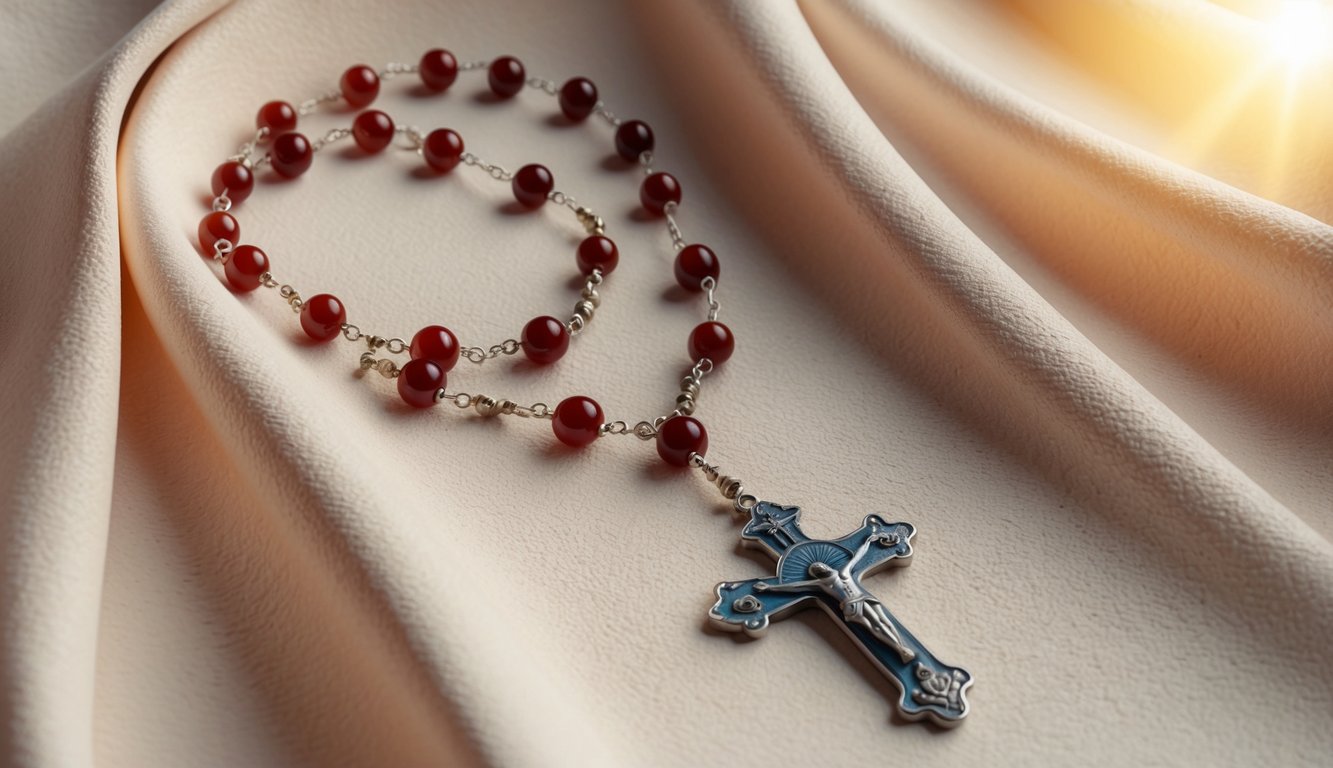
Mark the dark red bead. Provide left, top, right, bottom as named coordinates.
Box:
left=300, top=293, right=346, bottom=342
left=521, top=316, right=569, bottom=364
left=552, top=396, right=604, bottom=447
left=211, top=161, right=254, bottom=205
left=225, top=244, right=269, bottom=292
left=352, top=110, right=395, bottom=153
left=419, top=48, right=459, bottom=91
left=256, top=100, right=297, bottom=138
left=512, top=164, right=553, bottom=209
left=688, top=321, right=735, bottom=365
left=656, top=415, right=707, bottom=467
left=422, top=128, right=464, bottom=173
left=269, top=132, right=312, bottom=178
left=410, top=325, right=460, bottom=372
left=397, top=359, right=446, bottom=409
left=488, top=56, right=525, bottom=98
left=198, top=211, right=239, bottom=252
left=674, top=244, right=720, bottom=291
left=558, top=77, right=598, bottom=121
left=576, top=235, right=618, bottom=275
left=640, top=172, right=681, bottom=216
left=340, top=65, right=380, bottom=108
left=614, top=120, right=654, bottom=162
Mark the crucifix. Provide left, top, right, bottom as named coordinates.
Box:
left=709, top=501, right=972, bottom=727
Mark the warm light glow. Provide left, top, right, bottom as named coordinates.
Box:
left=1266, top=1, right=1333, bottom=66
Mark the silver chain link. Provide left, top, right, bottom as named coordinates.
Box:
left=592, top=102, right=621, bottom=127
left=397, top=125, right=426, bottom=151
left=438, top=391, right=552, bottom=419
left=461, top=151, right=512, bottom=181
left=599, top=418, right=663, bottom=440
left=298, top=89, right=342, bottom=116
left=378, top=62, right=418, bottom=79
left=525, top=76, right=558, bottom=95
left=228, top=128, right=268, bottom=166
left=459, top=339, right=522, bottom=364
left=342, top=325, right=408, bottom=354
left=702, top=276, right=720, bottom=321
left=690, top=453, right=757, bottom=513
left=311, top=127, right=352, bottom=153
left=664, top=204, right=686, bottom=251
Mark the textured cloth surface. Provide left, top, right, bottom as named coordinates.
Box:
left=1, top=0, right=1331, bottom=765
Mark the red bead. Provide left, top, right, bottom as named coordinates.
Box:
left=256, top=100, right=297, bottom=138
left=410, top=325, right=460, bottom=371
left=688, top=321, right=735, bottom=365
left=300, top=293, right=346, bottom=342
left=640, top=172, right=681, bottom=216
left=352, top=110, right=395, bottom=153
left=422, top=128, right=464, bottom=173
left=552, top=396, right=604, bottom=447
left=488, top=56, right=525, bottom=98
left=269, top=132, right=312, bottom=178
left=419, top=48, right=459, bottom=91
left=615, top=120, right=654, bottom=162
left=512, top=164, right=553, bottom=209
left=674, top=244, right=720, bottom=291
left=558, top=77, right=598, bottom=121
left=225, top=244, right=269, bottom=292
left=521, top=316, right=569, bottom=364
left=341, top=65, right=380, bottom=108
left=397, top=359, right=446, bottom=409
left=656, top=416, right=707, bottom=467
left=198, top=211, right=239, bottom=252
left=576, top=235, right=618, bottom=276
left=211, top=161, right=254, bottom=205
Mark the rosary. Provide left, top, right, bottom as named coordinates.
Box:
left=196, top=48, right=972, bottom=727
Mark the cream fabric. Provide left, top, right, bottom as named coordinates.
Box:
left=2, top=0, right=1330, bottom=765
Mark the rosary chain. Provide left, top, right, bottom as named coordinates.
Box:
left=436, top=390, right=552, bottom=419
left=525, top=76, right=558, bottom=96
left=228, top=128, right=269, bottom=167
left=600, top=357, right=715, bottom=437
left=461, top=151, right=513, bottom=181
left=212, top=55, right=723, bottom=461
left=592, top=102, right=621, bottom=127
left=377, top=62, right=418, bottom=79
left=690, top=453, right=757, bottom=513
left=311, top=127, right=352, bottom=153
left=360, top=351, right=401, bottom=378
left=702, top=276, right=721, bottom=322
left=298, top=89, right=342, bottom=116
left=460, top=339, right=522, bottom=364
left=567, top=270, right=603, bottom=336
left=212, top=239, right=234, bottom=263
left=343, top=324, right=408, bottom=354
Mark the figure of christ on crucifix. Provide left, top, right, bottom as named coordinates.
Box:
left=710, top=503, right=972, bottom=725
left=754, top=531, right=916, bottom=664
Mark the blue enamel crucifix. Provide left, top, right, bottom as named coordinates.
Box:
left=709, top=501, right=972, bottom=726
